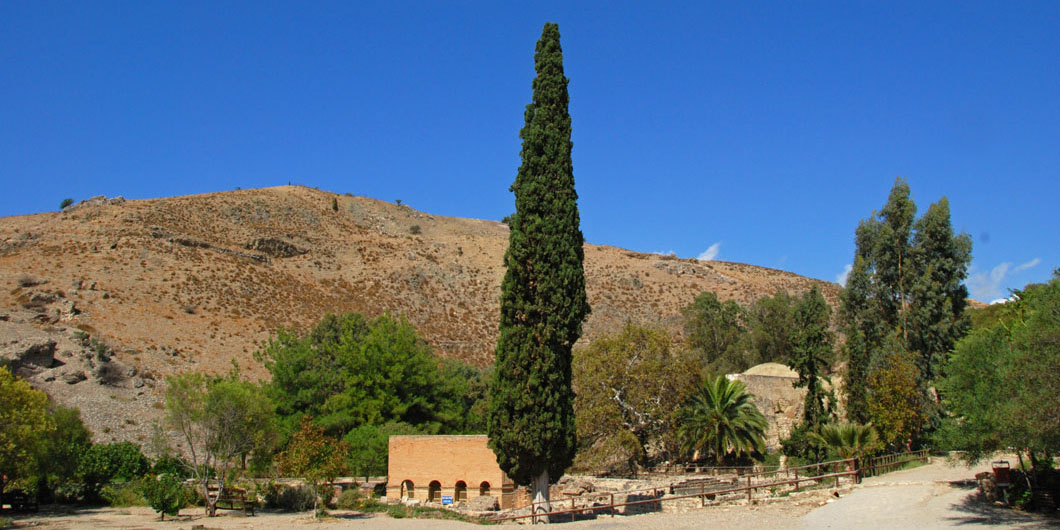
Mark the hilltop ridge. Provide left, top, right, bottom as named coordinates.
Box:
left=0, top=186, right=839, bottom=442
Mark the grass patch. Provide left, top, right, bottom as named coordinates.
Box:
left=355, top=499, right=490, bottom=524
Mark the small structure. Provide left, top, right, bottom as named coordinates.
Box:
left=387, top=435, right=515, bottom=509
left=727, top=362, right=804, bottom=449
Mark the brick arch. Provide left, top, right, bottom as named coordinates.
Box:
left=428, top=480, right=442, bottom=503
left=455, top=480, right=468, bottom=502
left=401, top=480, right=414, bottom=499
left=479, top=481, right=491, bottom=496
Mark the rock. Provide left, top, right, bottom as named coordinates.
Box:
left=245, top=238, right=306, bottom=258
left=133, top=378, right=145, bottom=388
left=17, top=339, right=57, bottom=368
left=468, top=495, right=498, bottom=511
left=44, top=373, right=56, bottom=382
left=63, top=371, right=87, bottom=384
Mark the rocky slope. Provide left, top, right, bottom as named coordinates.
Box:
left=0, top=186, right=839, bottom=443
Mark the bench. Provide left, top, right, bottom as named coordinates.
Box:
left=210, top=487, right=257, bottom=515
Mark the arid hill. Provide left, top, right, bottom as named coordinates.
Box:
left=0, top=186, right=839, bottom=443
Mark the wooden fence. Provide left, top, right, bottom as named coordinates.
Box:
left=496, top=450, right=931, bottom=524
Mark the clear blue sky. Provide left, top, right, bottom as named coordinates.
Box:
left=2, top=1, right=1057, bottom=302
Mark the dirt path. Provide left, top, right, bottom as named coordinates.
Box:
left=8, top=458, right=1058, bottom=529
left=801, top=457, right=1057, bottom=529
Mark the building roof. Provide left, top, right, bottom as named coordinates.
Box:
left=742, top=362, right=799, bottom=378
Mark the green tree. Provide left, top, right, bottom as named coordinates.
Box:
left=59, top=198, right=74, bottom=209
left=277, top=417, right=349, bottom=515
left=790, top=287, right=834, bottom=429
left=865, top=352, right=925, bottom=449
left=259, top=313, right=451, bottom=437
left=677, top=376, right=767, bottom=464
left=142, top=473, right=185, bottom=520
left=572, top=325, right=698, bottom=475
left=487, top=22, right=590, bottom=515
left=162, top=372, right=276, bottom=516
left=744, top=291, right=797, bottom=367
left=0, top=367, right=53, bottom=496
left=840, top=178, right=971, bottom=435
left=682, top=292, right=747, bottom=374
left=343, top=421, right=420, bottom=481
left=34, top=404, right=91, bottom=499
left=76, top=442, right=150, bottom=500
left=941, top=273, right=1060, bottom=467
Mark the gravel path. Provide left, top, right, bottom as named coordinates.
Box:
left=9, top=458, right=1058, bottom=529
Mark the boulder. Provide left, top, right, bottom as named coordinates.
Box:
left=468, top=495, right=499, bottom=511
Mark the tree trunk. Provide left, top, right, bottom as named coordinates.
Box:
left=532, top=470, right=550, bottom=524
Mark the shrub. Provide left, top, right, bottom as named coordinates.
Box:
left=101, top=478, right=147, bottom=507
left=77, top=442, right=151, bottom=499
left=142, top=473, right=186, bottom=520
left=60, top=198, right=74, bottom=210
left=409, top=225, right=421, bottom=235
left=331, top=197, right=339, bottom=211
left=151, top=455, right=188, bottom=478
left=265, top=484, right=316, bottom=512
left=336, top=487, right=375, bottom=511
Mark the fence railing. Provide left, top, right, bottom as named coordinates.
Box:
left=497, top=450, right=931, bottom=523
left=497, top=468, right=859, bottom=523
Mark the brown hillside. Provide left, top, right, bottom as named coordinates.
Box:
left=0, top=186, right=839, bottom=442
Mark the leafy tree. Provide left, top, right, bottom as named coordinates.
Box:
left=259, top=312, right=451, bottom=437
left=677, top=375, right=767, bottom=464
left=162, top=372, right=276, bottom=516
left=76, top=442, right=150, bottom=499
left=941, top=273, right=1060, bottom=467
left=865, top=352, right=925, bottom=449
left=34, top=403, right=91, bottom=500
left=343, top=421, right=420, bottom=481
left=277, top=417, right=349, bottom=515
left=682, top=292, right=746, bottom=373
left=142, top=473, right=185, bottom=520
left=0, top=367, right=53, bottom=496
left=572, top=325, right=698, bottom=474
left=790, top=287, right=835, bottom=429
left=59, top=198, right=74, bottom=209
left=435, top=359, right=489, bottom=434
left=840, top=178, right=971, bottom=434
left=488, top=22, right=590, bottom=515
left=743, top=291, right=797, bottom=367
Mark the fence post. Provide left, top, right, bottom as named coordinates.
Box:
left=747, top=475, right=752, bottom=502
left=795, top=469, right=799, bottom=492
left=610, top=493, right=614, bottom=517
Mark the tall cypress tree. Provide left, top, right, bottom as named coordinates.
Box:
left=487, top=22, right=589, bottom=513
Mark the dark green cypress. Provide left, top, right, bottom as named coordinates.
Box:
left=487, top=22, right=589, bottom=496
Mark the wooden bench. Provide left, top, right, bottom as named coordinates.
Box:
left=210, top=487, right=257, bottom=515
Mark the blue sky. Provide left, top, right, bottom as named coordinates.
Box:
left=2, top=2, right=1057, bottom=302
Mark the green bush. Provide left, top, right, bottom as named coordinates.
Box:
left=100, top=478, right=147, bottom=507
left=60, top=198, right=74, bottom=210
left=151, top=455, right=188, bottom=478
left=142, top=473, right=186, bottom=520
left=265, top=484, right=315, bottom=512
left=77, top=442, right=150, bottom=499
left=336, top=487, right=371, bottom=510
left=0, top=516, right=12, bottom=529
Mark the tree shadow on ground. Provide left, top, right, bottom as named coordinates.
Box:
left=945, top=488, right=1059, bottom=528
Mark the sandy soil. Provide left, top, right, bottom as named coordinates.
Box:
left=7, top=458, right=1057, bottom=529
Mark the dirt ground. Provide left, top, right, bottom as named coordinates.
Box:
left=6, top=457, right=1059, bottom=529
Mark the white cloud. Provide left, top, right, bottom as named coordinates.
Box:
left=836, top=264, right=853, bottom=286
left=967, top=257, right=1041, bottom=302
left=1013, top=257, right=1041, bottom=273
left=967, top=262, right=1011, bottom=302
left=698, top=242, right=721, bottom=261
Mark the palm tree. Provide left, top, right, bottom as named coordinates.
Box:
left=677, top=375, right=768, bottom=464
left=808, top=423, right=880, bottom=461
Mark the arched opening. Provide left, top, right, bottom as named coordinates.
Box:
left=401, top=480, right=414, bottom=499
left=428, top=480, right=442, bottom=503
left=479, top=481, right=491, bottom=496
left=455, top=481, right=468, bottom=502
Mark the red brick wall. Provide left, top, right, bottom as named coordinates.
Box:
left=386, top=435, right=516, bottom=508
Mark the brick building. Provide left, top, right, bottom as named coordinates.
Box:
left=386, top=435, right=516, bottom=508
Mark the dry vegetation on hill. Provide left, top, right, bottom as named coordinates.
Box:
left=0, top=186, right=838, bottom=442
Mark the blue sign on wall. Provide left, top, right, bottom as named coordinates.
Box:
left=442, top=495, right=453, bottom=505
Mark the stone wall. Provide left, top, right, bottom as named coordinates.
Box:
left=727, top=373, right=805, bottom=449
